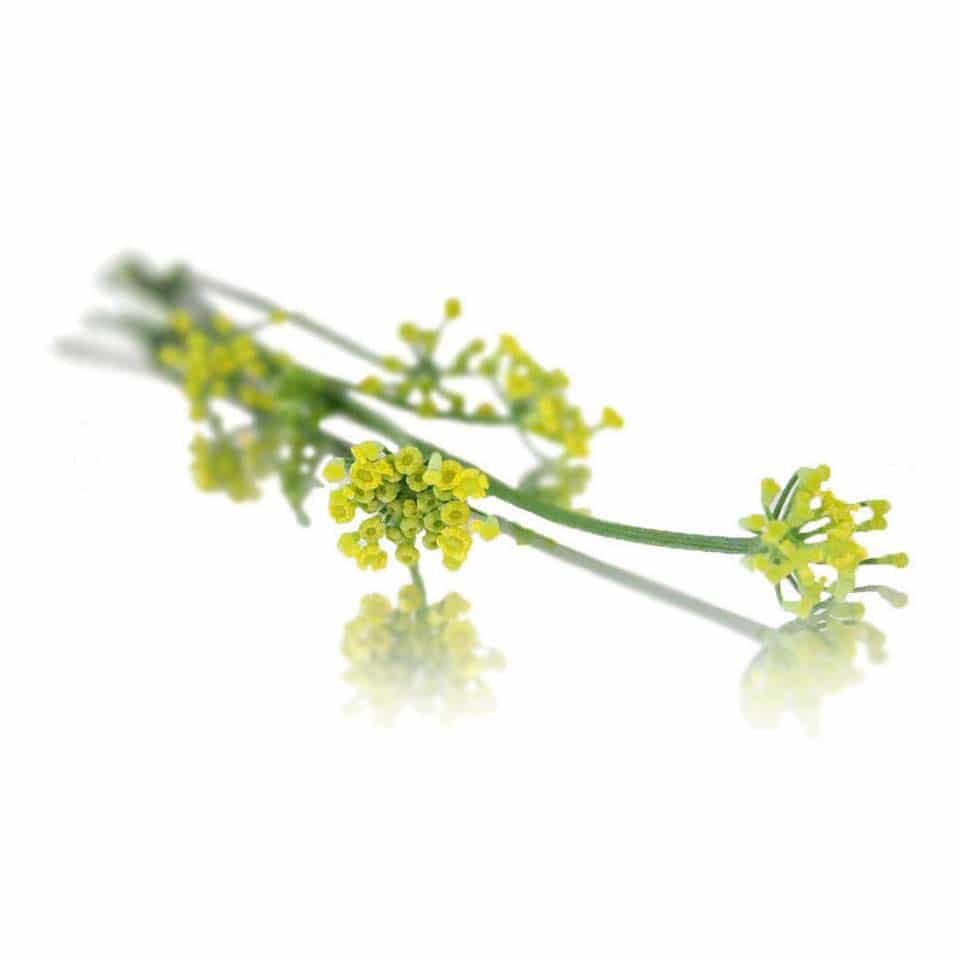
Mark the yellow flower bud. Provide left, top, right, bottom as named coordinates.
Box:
left=350, top=440, right=383, bottom=460
left=601, top=407, right=624, bottom=429
left=440, top=501, right=470, bottom=527
left=322, top=458, right=347, bottom=483
left=396, top=543, right=420, bottom=566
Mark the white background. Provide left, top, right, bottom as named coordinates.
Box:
left=2, top=3, right=958, bottom=957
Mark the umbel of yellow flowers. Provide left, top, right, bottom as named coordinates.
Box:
left=480, top=334, right=621, bottom=457
left=740, top=465, right=908, bottom=618
left=325, top=442, right=500, bottom=572
left=354, top=296, right=624, bottom=457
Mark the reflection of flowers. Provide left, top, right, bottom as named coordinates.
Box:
left=518, top=458, right=592, bottom=511
left=190, top=430, right=272, bottom=502
left=740, top=599, right=895, bottom=734
left=341, top=586, right=506, bottom=723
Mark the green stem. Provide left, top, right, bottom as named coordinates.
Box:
left=59, top=344, right=776, bottom=641
left=351, top=391, right=511, bottom=425
left=332, top=392, right=758, bottom=556
left=313, top=425, right=767, bottom=639
left=90, top=271, right=758, bottom=556
left=193, top=271, right=386, bottom=366
left=300, top=372, right=511, bottom=425
left=772, top=472, right=799, bottom=520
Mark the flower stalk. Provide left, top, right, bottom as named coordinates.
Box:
left=69, top=255, right=907, bottom=619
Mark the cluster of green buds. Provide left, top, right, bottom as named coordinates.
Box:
left=341, top=587, right=506, bottom=722
left=741, top=605, right=889, bottom=734
left=740, top=465, right=908, bottom=618
left=324, top=442, right=500, bottom=572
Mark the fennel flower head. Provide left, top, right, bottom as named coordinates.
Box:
left=325, top=442, right=499, bottom=572
left=740, top=465, right=908, bottom=619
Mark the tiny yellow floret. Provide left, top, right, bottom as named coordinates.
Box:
left=471, top=516, right=500, bottom=541
left=440, top=501, right=471, bottom=527
left=601, top=407, right=624, bottom=429
left=322, top=458, right=347, bottom=483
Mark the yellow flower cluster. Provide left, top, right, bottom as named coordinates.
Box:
left=189, top=430, right=277, bottom=502
left=357, top=301, right=623, bottom=442
left=325, top=442, right=497, bottom=571
left=341, top=587, right=506, bottom=722
left=156, top=309, right=275, bottom=420
left=741, top=611, right=887, bottom=734
left=480, top=334, right=623, bottom=457
left=740, top=465, right=908, bottom=618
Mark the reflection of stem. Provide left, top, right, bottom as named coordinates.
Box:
left=302, top=423, right=767, bottom=639
left=410, top=564, right=427, bottom=604
left=486, top=512, right=769, bottom=642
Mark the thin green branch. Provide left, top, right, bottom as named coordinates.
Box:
left=331, top=392, right=758, bottom=556
left=772, top=472, right=799, bottom=520
left=194, top=271, right=514, bottom=427
left=349, top=390, right=511, bottom=425
left=192, top=271, right=386, bottom=367
left=314, top=425, right=766, bottom=639
left=89, top=265, right=760, bottom=557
